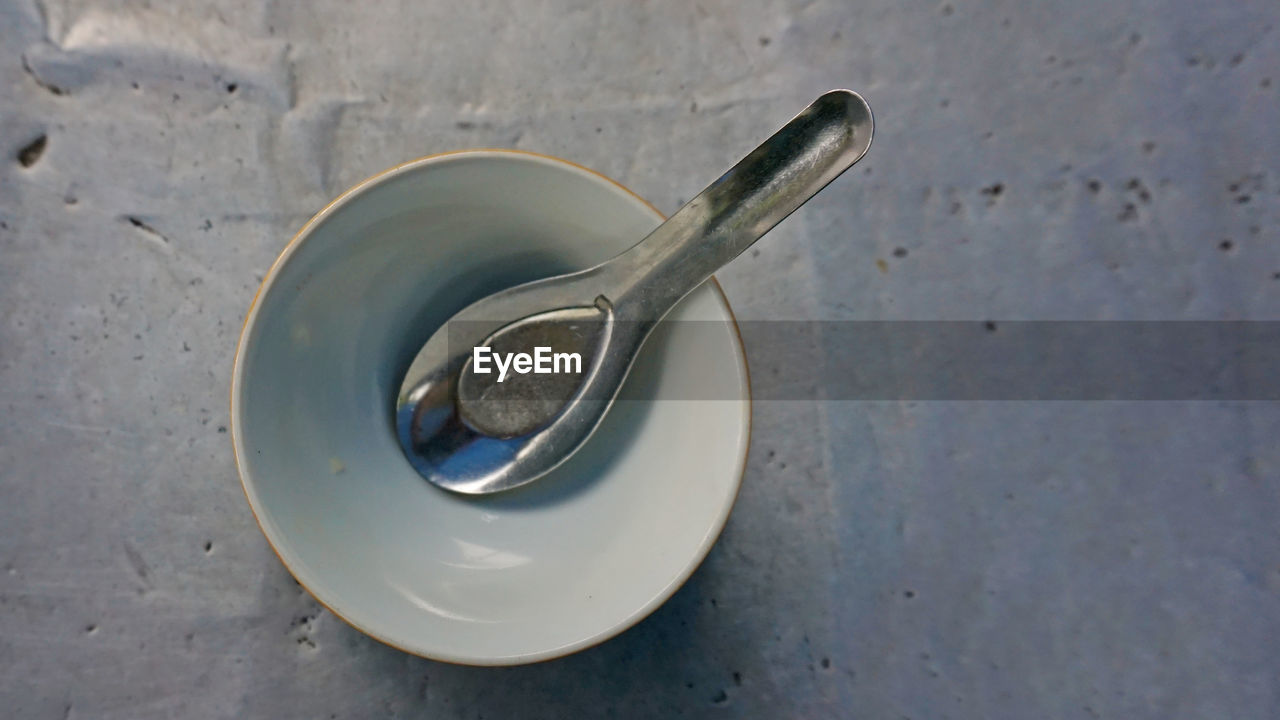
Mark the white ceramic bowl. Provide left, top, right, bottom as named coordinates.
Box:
left=231, top=150, right=750, bottom=665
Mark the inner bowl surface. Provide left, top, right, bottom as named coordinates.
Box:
left=232, top=150, right=750, bottom=664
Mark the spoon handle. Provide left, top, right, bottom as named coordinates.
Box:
left=603, top=89, right=874, bottom=321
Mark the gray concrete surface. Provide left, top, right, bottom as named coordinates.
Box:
left=3, top=0, right=1279, bottom=717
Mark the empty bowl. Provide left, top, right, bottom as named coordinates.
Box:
left=231, top=150, right=750, bottom=664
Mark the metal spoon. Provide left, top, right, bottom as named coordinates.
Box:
left=397, top=89, right=873, bottom=495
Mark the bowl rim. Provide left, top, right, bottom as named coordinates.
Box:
left=230, top=148, right=752, bottom=665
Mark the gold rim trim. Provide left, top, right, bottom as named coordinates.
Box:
left=229, top=148, right=753, bottom=666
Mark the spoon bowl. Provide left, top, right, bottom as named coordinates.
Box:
left=232, top=150, right=750, bottom=663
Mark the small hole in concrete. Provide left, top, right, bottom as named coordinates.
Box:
left=17, top=134, right=47, bottom=168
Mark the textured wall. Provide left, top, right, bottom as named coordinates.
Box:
left=2, top=0, right=1278, bottom=717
